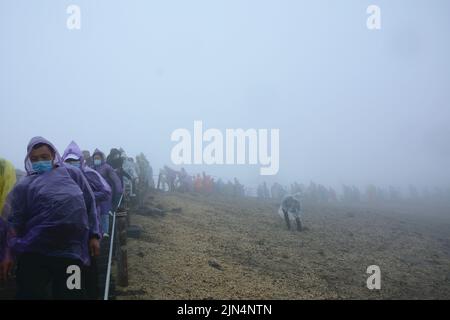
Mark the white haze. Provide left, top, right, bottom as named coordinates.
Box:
left=1, top=0, right=450, bottom=194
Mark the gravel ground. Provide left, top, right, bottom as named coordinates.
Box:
left=115, top=192, right=450, bottom=299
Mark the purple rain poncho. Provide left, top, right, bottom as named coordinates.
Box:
left=7, top=137, right=99, bottom=266
left=92, top=148, right=123, bottom=214
left=62, top=141, right=112, bottom=220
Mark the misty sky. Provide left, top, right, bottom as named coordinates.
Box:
left=1, top=0, right=449, bottom=192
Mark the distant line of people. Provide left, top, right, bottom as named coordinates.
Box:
left=156, top=166, right=245, bottom=197
left=257, top=181, right=450, bottom=205
left=0, top=137, right=154, bottom=299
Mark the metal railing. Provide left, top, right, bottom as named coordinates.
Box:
left=103, top=193, right=124, bottom=300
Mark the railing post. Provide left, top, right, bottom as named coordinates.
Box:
left=117, top=246, right=128, bottom=287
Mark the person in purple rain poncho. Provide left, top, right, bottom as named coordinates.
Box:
left=62, top=141, right=112, bottom=299
left=6, top=137, right=100, bottom=299
left=62, top=141, right=112, bottom=230
left=92, top=149, right=123, bottom=238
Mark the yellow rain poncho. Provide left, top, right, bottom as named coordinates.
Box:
left=0, top=158, right=16, bottom=215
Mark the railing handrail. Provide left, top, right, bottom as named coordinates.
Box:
left=103, top=193, right=124, bottom=300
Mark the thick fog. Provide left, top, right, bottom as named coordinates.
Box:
left=1, top=0, right=450, bottom=193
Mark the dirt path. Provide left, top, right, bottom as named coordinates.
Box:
left=115, top=192, right=450, bottom=299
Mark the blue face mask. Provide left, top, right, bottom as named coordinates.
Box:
left=94, top=159, right=102, bottom=166
left=67, top=161, right=81, bottom=168
left=32, top=160, right=53, bottom=174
